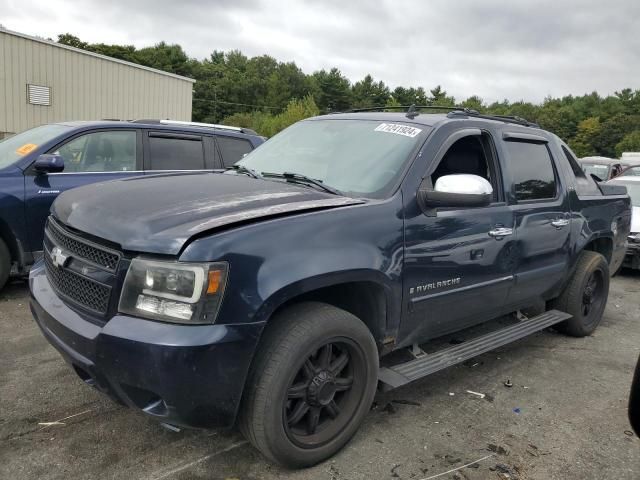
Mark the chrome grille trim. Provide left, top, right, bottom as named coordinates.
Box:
left=45, top=217, right=121, bottom=272
left=44, top=247, right=111, bottom=315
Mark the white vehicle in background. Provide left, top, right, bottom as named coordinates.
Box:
left=621, top=152, right=640, bottom=163
left=579, top=156, right=623, bottom=180
left=606, top=175, right=640, bottom=270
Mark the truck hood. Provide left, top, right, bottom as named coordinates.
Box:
left=52, top=172, right=364, bottom=255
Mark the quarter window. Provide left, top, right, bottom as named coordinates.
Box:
left=217, top=136, right=253, bottom=167
left=54, top=131, right=137, bottom=172
left=148, top=135, right=205, bottom=170
left=505, top=141, right=557, bottom=201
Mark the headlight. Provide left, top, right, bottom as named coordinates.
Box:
left=629, top=233, right=640, bottom=243
left=119, top=258, right=228, bottom=324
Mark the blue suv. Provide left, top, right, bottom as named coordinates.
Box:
left=0, top=119, right=265, bottom=289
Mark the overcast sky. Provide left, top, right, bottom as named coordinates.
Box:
left=2, top=0, right=639, bottom=103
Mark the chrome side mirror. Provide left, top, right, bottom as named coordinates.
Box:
left=417, top=174, right=493, bottom=213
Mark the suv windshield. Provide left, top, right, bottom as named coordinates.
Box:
left=238, top=119, right=428, bottom=197
left=0, top=124, right=72, bottom=169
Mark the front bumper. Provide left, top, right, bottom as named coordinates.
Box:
left=29, top=261, right=265, bottom=429
left=623, top=242, right=640, bottom=270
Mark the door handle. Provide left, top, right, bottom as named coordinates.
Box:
left=551, top=219, right=569, bottom=228
left=488, top=227, right=513, bottom=238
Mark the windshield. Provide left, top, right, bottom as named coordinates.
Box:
left=238, top=119, right=428, bottom=197
left=620, top=166, right=640, bottom=177
left=582, top=163, right=610, bottom=180
left=0, top=124, right=72, bottom=169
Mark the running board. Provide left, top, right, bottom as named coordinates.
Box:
left=378, top=309, right=571, bottom=389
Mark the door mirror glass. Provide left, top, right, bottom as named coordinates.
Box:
left=33, top=154, right=64, bottom=173
left=418, top=174, right=493, bottom=212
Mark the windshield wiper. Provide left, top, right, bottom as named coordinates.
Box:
left=262, top=171, right=342, bottom=196
left=225, top=165, right=262, bottom=179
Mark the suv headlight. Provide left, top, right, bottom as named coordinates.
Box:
left=119, top=258, right=228, bottom=324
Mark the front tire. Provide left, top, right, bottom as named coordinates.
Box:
left=551, top=251, right=609, bottom=337
left=0, top=238, right=10, bottom=290
left=239, top=302, right=378, bottom=468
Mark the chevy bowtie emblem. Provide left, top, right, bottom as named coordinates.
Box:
left=50, top=246, right=70, bottom=268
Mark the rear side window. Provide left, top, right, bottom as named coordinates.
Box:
left=217, top=136, right=253, bottom=167
left=504, top=141, right=557, bottom=201
left=148, top=134, right=205, bottom=170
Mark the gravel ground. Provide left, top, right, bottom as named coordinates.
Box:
left=1, top=273, right=639, bottom=480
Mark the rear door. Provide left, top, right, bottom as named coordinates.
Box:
left=24, top=129, right=142, bottom=252
left=498, top=131, right=572, bottom=306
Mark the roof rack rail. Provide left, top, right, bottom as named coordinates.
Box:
left=131, top=119, right=251, bottom=133
left=345, top=105, right=475, bottom=114
left=457, top=112, right=540, bottom=128
left=335, top=104, right=539, bottom=127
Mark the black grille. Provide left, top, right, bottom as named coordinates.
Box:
left=44, top=251, right=111, bottom=314
left=46, top=218, right=120, bottom=271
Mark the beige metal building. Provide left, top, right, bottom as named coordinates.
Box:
left=0, top=28, right=195, bottom=138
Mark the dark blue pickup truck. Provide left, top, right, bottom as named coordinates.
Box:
left=0, top=120, right=264, bottom=289
left=29, top=108, right=631, bottom=467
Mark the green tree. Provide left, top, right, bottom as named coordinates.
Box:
left=135, top=42, right=194, bottom=77
left=221, top=95, right=319, bottom=137
left=460, top=95, right=485, bottom=111
left=57, top=33, right=88, bottom=49
left=311, top=68, right=352, bottom=112
left=429, top=85, right=455, bottom=106
left=592, top=114, right=640, bottom=157
left=615, top=131, right=640, bottom=157
left=569, top=117, right=601, bottom=157
left=351, top=75, right=390, bottom=108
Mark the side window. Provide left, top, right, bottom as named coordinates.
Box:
left=53, top=131, right=137, bottom=172
left=148, top=134, right=205, bottom=170
left=430, top=133, right=501, bottom=202
left=217, top=136, right=253, bottom=167
left=504, top=141, right=556, bottom=201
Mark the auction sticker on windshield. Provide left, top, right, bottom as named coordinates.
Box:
left=374, top=123, right=422, bottom=138
left=16, top=143, right=38, bottom=156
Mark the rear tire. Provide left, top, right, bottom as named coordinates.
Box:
left=551, top=251, right=609, bottom=337
left=239, top=302, right=378, bottom=468
left=0, top=238, right=10, bottom=290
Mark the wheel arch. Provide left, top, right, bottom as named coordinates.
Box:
left=254, top=271, right=398, bottom=350
left=582, top=235, right=613, bottom=264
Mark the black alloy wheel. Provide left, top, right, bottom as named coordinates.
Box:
left=284, top=340, right=365, bottom=448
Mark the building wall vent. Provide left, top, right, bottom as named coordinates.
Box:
left=27, top=84, right=51, bottom=106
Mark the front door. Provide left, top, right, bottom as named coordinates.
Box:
left=24, top=129, right=142, bottom=252
left=400, top=130, right=517, bottom=346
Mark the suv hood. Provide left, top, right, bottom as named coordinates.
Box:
left=52, top=172, right=364, bottom=255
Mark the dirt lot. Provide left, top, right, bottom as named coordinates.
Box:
left=1, top=273, right=639, bottom=480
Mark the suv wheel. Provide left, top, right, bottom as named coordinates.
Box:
left=552, top=251, right=609, bottom=337
left=239, top=302, right=378, bottom=468
left=0, top=238, right=10, bottom=290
